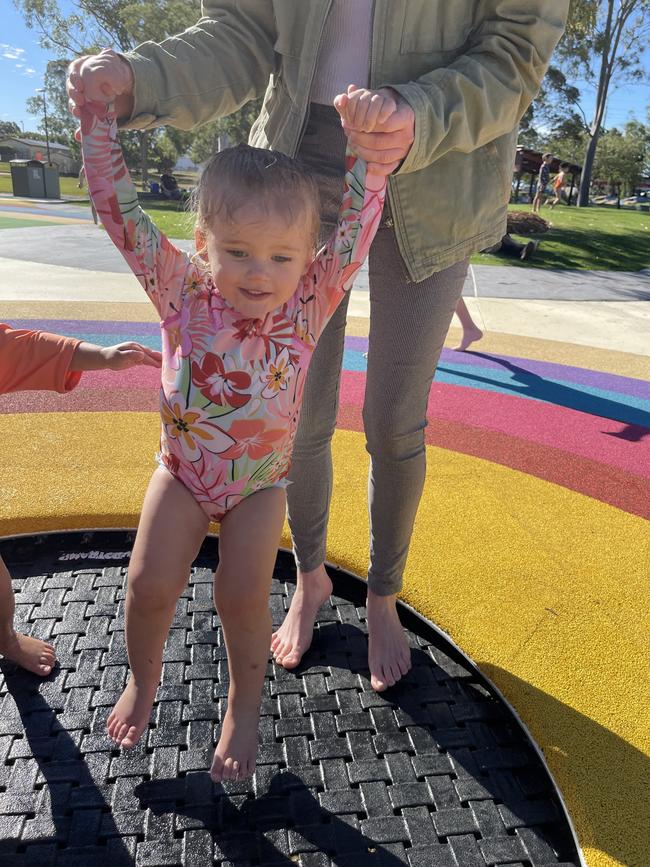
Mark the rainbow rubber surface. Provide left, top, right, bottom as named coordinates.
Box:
left=0, top=300, right=648, bottom=867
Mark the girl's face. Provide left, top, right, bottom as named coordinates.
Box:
left=195, top=202, right=314, bottom=319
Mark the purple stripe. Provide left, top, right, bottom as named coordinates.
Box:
left=345, top=335, right=650, bottom=400
left=5, top=318, right=160, bottom=336
left=7, top=319, right=647, bottom=399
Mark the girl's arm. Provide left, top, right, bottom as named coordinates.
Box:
left=80, top=102, right=192, bottom=318
left=299, top=151, right=386, bottom=340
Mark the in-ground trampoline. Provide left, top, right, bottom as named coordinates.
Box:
left=1, top=530, right=582, bottom=867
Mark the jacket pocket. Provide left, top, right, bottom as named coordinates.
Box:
left=400, top=0, right=477, bottom=54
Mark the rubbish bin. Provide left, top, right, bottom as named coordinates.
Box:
left=10, top=159, right=60, bottom=199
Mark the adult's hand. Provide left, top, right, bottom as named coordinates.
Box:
left=341, top=88, right=415, bottom=177
left=66, top=49, right=135, bottom=120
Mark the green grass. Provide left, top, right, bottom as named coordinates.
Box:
left=470, top=203, right=650, bottom=271
left=136, top=199, right=650, bottom=272
left=1, top=164, right=647, bottom=271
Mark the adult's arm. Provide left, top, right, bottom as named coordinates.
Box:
left=124, top=0, right=277, bottom=130
left=386, top=0, right=570, bottom=175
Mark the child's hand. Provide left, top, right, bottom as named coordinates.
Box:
left=334, top=84, right=397, bottom=134
left=100, top=342, right=162, bottom=370
left=334, top=85, right=415, bottom=178
left=66, top=48, right=134, bottom=118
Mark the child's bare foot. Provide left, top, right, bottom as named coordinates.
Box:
left=366, top=591, right=412, bottom=692
left=0, top=629, right=56, bottom=676
left=210, top=704, right=260, bottom=783
left=107, top=677, right=157, bottom=748
left=454, top=324, right=483, bottom=352
left=271, top=565, right=332, bottom=668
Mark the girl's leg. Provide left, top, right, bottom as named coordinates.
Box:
left=453, top=296, right=483, bottom=352
left=107, top=468, right=209, bottom=748
left=0, top=554, right=56, bottom=675
left=363, top=233, right=468, bottom=690
left=272, top=295, right=349, bottom=668
left=211, top=486, right=286, bottom=782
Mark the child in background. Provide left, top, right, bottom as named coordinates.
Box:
left=79, top=84, right=388, bottom=782
left=548, top=163, right=569, bottom=209
left=0, top=324, right=160, bottom=676
left=533, top=152, right=553, bottom=214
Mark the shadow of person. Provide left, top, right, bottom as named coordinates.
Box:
left=0, top=661, right=132, bottom=862
left=604, top=423, right=650, bottom=442
left=479, top=662, right=650, bottom=867
left=437, top=351, right=650, bottom=431
left=134, top=770, right=409, bottom=864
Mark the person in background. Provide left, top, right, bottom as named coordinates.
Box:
left=533, top=152, right=553, bottom=213
left=160, top=169, right=182, bottom=200
left=548, top=163, right=569, bottom=209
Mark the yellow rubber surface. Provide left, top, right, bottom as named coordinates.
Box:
left=1, top=411, right=648, bottom=866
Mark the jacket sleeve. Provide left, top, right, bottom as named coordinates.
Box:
left=296, top=151, right=386, bottom=342
left=0, top=324, right=81, bottom=394
left=80, top=103, right=192, bottom=319
left=124, top=1, right=277, bottom=130
left=390, top=0, right=570, bottom=174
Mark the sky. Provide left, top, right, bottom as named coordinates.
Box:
left=2, top=1, right=649, bottom=135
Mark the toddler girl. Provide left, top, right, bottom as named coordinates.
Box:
left=80, top=87, right=389, bottom=782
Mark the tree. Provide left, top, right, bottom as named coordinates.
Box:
left=519, top=66, right=586, bottom=150
left=14, top=0, right=201, bottom=180
left=0, top=121, right=22, bottom=138
left=592, top=120, right=649, bottom=198
left=554, top=0, right=650, bottom=206
left=189, top=99, right=264, bottom=164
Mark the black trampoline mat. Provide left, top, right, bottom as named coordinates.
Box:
left=0, top=530, right=581, bottom=867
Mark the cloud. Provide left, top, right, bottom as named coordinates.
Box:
left=22, top=68, right=37, bottom=77
left=1, top=44, right=26, bottom=61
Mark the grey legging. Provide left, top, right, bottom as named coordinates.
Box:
left=288, top=104, right=468, bottom=595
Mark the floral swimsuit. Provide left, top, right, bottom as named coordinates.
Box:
left=81, top=104, right=385, bottom=520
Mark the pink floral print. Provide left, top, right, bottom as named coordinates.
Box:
left=81, top=105, right=385, bottom=520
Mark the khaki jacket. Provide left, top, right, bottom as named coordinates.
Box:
left=126, top=1, right=569, bottom=280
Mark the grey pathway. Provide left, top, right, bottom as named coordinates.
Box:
left=0, top=217, right=649, bottom=302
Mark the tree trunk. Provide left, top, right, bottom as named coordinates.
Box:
left=139, top=130, right=149, bottom=189
left=578, top=130, right=601, bottom=207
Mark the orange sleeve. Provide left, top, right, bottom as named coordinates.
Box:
left=0, top=324, right=82, bottom=394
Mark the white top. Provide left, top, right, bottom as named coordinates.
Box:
left=310, top=0, right=374, bottom=105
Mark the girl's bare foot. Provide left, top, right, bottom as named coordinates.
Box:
left=0, top=629, right=56, bottom=676
left=271, top=565, right=332, bottom=668
left=107, top=677, right=158, bottom=748
left=454, top=324, right=483, bottom=352
left=210, top=704, right=260, bottom=782
left=366, top=591, right=412, bottom=692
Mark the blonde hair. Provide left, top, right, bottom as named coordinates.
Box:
left=192, top=144, right=320, bottom=244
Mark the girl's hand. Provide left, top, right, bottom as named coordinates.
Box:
left=100, top=342, right=162, bottom=370
left=334, top=84, right=397, bottom=133
left=66, top=49, right=134, bottom=118
left=334, top=85, right=414, bottom=176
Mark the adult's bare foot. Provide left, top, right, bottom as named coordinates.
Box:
left=366, top=591, right=412, bottom=691
left=210, top=703, right=260, bottom=783
left=0, top=629, right=56, bottom=676
left=454, top=324, right=483, bottom=352
left=106, top=677, right=157, bottom=748
left=271, top=565, right=332, bottom=669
